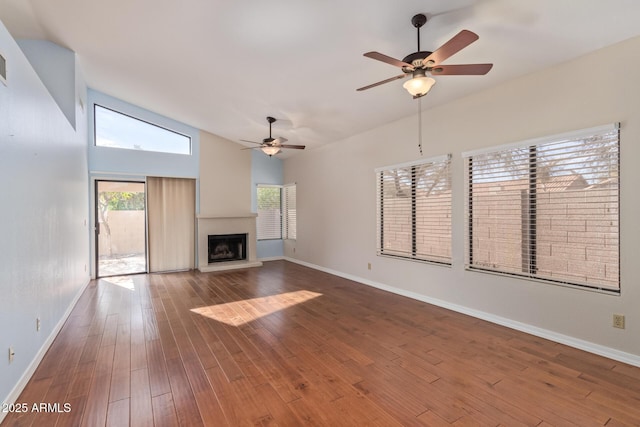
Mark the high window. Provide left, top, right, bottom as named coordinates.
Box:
left=376, top=155, right=452, bottom=264
left=94, top=104, right=191, bottom=155
left=256, top=185, right=282, bottom=240
left=464, top=124, right=620, bottom=292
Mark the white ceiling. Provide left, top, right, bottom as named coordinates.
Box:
left=2, top=0, right=640, bottom=157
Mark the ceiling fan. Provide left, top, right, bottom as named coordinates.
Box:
left=241, top=116, right=305, bottom=157
left=357, top=13, right=493, bottom=98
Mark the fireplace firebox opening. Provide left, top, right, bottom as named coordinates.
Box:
left=208, top=234, right=247, bottom=263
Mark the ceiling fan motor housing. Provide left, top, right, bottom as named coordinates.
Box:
left=402, top=51, right=433, bottom=71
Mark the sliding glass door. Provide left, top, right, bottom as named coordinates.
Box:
left=95, top=180, right=147, bottom=277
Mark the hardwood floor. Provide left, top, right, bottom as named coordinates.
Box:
left=3, top=260, right=640, bottom=426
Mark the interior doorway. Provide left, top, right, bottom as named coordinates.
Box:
left=95, top=180, right=147, bottom=277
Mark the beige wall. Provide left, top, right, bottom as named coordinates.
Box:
left=98, top=210, right=146, bottom=256
left=284, top=36, right=640, bottom=358
left=199, top=130, right=252, bottom=215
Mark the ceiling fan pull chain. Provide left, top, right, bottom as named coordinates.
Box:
left=418, top=97, right=423, bottom=156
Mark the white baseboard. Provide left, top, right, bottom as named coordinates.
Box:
left=258, top=256, right=285, bottom=262
left=0, top=278, right=91, bottom=423
left=284, top=257, right=640, bottom=368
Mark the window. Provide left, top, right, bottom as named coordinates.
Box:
left=464, top=124, right=620, bottom=292
left=283, top=184, right=297, bottom=240
left=257, top=185, right=282, bottom=240
left=94, top=104, right=191, bottom=155
left=376, top=155, right=452, bottom=264
left=0, top=51, right=6, bottom=85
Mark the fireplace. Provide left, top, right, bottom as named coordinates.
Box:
left=197, top=214, right=261, bottom=272
left=208, top=234, right=247, bottom=263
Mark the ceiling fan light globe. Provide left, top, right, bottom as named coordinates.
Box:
left=403, top=76, right=436, bottom=97
left=261, top=146, right=281, bottom=156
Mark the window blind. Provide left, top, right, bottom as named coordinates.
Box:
left=376, top=155, right=452, bottom=264
left=283, top=184, right=297, bottom=240
left=465, top=124, right=620, bottom=291
left=257, top=185, right=282, bottom=240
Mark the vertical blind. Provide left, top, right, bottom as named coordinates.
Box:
left=376, top=155, right=452, bottom=264
left=464, top=124, right=620, bottom=291
left=283, top=184, right=297, bottom=240
left=256, top=185, right=282, bottom=240
left=147, top=177, right=196, bottom=273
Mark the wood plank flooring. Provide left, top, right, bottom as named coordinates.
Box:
left=3, top=260, right=640, bottom=426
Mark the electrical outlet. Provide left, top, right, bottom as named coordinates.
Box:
left=36, top=318, right=41, bottom=331
left=8, top=346, right=14, bottom=363
left=613, top=314, right=625, bottom=329
left=367, top=262, right=371, bottom=270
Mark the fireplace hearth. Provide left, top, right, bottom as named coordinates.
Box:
left=208, top=234, right=247, bottom=263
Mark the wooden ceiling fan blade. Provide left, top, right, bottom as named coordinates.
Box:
left=422, top=30, right=479, bottom=66
left=280, top=144, right=306, bottom=150
left=357, top=74, right=407, bottom=91
left=241, top=146, right=263, bottom=150
left=240, top=139, right=262, bottom=145
left=430, top=63, right=493, bottom=75
left=364, top=52, right=414, bottom=69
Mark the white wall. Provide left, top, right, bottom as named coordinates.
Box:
left=17, top=40, right=77, bottom=129
left=284, top=36, right=640, bottom=361
left=0, top=22, right=90, bottom=407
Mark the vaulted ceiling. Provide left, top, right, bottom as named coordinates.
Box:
left=2, top=0, right=640, bottom=156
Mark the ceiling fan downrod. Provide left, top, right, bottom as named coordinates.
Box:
left=412, top=13, right=427, bottom=52
left=266, top=116, right=276, bottom=142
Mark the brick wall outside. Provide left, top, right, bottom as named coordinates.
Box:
left=382, top=180, right=618, bottom=288
left=471, top=182, right=618, bottom=288
left=380, top=192, right=451, bottom=262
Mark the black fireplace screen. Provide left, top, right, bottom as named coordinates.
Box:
left=208, top=234, right=247, bottom=263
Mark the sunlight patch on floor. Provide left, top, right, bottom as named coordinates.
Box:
left=103, top=276, right=136, bottom=291
left=191, top=290, right=322, bottom=326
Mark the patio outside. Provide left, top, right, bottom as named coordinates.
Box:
left=97, top=181, right=147, bottom=277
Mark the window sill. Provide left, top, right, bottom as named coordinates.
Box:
left=377, top=252, right=452, bottom=268
left=465, top=266, right=620, bottom=296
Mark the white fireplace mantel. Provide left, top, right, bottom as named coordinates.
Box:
left=197, top=213, right=262, bottom=272
left=197, top=213, right=258, bottom=220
